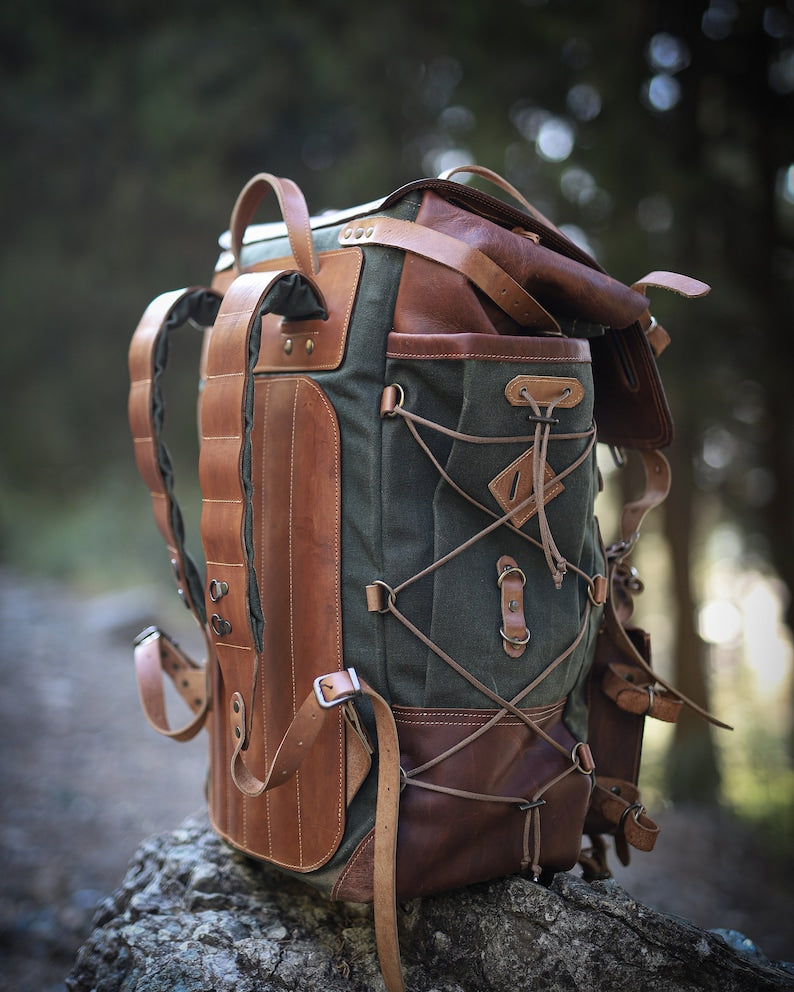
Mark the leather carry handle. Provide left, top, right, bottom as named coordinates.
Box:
left=439, top=163, right=566, bottom=239
left=230, top=172, right=320, bottom=276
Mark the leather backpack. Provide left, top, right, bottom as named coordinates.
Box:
left=127, top=165, right=726, bottom=991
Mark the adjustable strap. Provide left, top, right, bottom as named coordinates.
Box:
left=588, top=778, right=660, bottom=865
left=226, top=667, right=404, bottom=992
left=128, top=286, right=223, bottom=630
left=128, top=287, right=224, bottom=732
left=337, top=215, right=560, bottom=333
left=133, top=627, right=208, bottom=741
left=601, top=662, right=682, bottom=723
left=606, top=448, right=732, bottom=731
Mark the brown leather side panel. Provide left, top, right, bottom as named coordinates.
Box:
left=209, top=374, right=347, bottom=871
left=332, top=702, right=592, bottom=902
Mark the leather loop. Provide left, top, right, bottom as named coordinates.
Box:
left=589, top=778, right=659, bottom=861
left=601, top=662, right=683, bottom=723
left=496, top=555, right=529, bottom=658
left=133, top=628, right=208, bottom=742
left=231, top=172, right=319, bottom=276
left=227, top=672, right=405, bottom=992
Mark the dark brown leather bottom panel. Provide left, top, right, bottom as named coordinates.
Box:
left=332, top=701, right=592, bottom=902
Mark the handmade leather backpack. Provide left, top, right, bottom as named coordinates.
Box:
left=128, top=165, right=726, bottom=991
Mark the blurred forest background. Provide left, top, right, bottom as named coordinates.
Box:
left=1, top=0, right=793, bottom=858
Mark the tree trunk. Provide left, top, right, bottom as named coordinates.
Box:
left=663, top=425, right=721, bottom=802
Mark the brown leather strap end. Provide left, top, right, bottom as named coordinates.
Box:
left=497, top=556, right=530, bottom=658
left=602, top=662, right=683, bottom=723
left=133, top=627, right=208, bottom=742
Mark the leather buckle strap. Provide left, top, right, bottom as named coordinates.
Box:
left=313, top=668, right=362, bottom=709
left=601, top=662, right=683, bottom=723
left=133, top=626, right=208, bottom=742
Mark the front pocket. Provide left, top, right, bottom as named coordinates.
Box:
left=378, top=332, right=604, bottom=725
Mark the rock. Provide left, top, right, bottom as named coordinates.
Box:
left=66, top=812, right=794, bottom=992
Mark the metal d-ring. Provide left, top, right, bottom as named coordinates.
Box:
left=499, top=625, right=530, bottom=647
left=497, top=565, right=527, bottom=590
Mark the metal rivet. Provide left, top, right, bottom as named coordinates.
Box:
left=283, top=338, right=293, bottom=354
left=365, top=226, right=374, bottom=237
left=305, top=339, right=314, bottom=355
left=343, top=228, right=352, bottom=239
left=354, top=227, right=364, bottom=239
left=235, top=727, right=241, bottom=739
left=233, top=700, right=240, bottom=713
left=508, top=600, right=519, bottom=612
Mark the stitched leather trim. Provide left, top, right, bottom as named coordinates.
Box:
left=386, top=331, right=592, bottom=362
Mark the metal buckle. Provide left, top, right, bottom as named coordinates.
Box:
left=313, top=668, right=362, bottom=709
left=133, top=625, right=161, bottom=648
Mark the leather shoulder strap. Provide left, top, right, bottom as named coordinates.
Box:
left=128, top=286, right=223, bottom=626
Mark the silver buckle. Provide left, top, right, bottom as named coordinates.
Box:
left=313, top=668, right=362, bottom=709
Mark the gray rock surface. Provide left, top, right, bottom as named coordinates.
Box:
left=66, top=812, right=794, bottom=992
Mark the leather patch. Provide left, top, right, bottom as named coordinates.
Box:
left=488, top=447, right=564, bottom=528
left=212, top=248, right=362, bottom=371
left=504, top=374, right=584, bottom=408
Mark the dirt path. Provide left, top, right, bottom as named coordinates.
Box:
left=0, top=569, right=791, bottom=992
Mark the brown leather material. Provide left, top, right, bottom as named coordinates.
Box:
left=200, top=271, right=347, bottom=872
left=584, top=625, right=648, bottom=839
left=345, top=712, right=373, bottom=806
left=214, top=249, right=363, bottom=372
left=230, top=172, right=319, bottom=275
left=339, top=215, right=560, bottom=332
left=488, top=446, right=564, bottom=529
left=590, top=322, right=673, bottom=449
left=255, top=249, right=362, bottom=372
left=601, top=662, right=683, bottom=723
left=332, top=702, right=592, bottom=903
left=227, top=670, right=359, bottom=800
left=588, top=778, right=659, bottom=860
left=391, top=192, right=649, bottom=339
left=504, top=374, right=585, bottom=408
left=386, top=330, right=591, bottom=363
left=133, top=628, right=208, bottom=742
left=128, top=286, right=222, bottom=627
left=632, top=270, right=710, bottom=300
left=496, top=555, right=529, bottom=658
